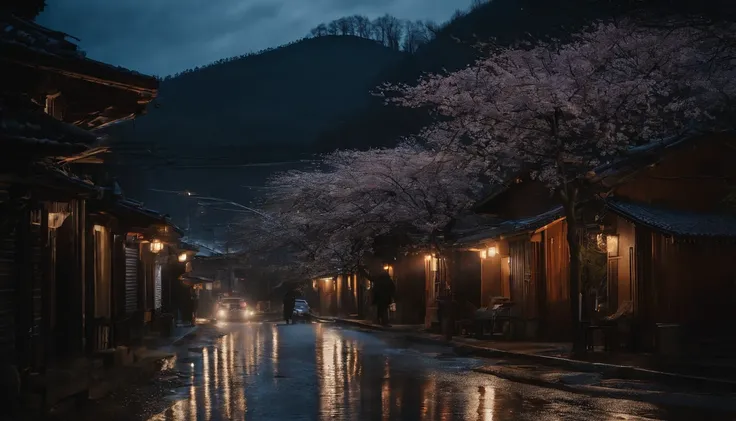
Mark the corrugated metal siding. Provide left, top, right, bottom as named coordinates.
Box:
left=124, top=246, right=139, bottom=314
left=0, top=227, right=16, bottom=361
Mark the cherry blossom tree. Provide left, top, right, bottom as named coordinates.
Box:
left=239, top=143, right=481, bottom=279
left=382, top=19, right=736, bottom=350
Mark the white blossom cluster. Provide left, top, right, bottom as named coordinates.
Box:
left=242, top=19, right=735, bottom=276
left=383, top=19, right=736, bottom=188
left=239, top=142, right=482, bottom=277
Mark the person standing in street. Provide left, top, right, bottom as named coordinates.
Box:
left=372, top=271, right=396, bottom=326
left=191, top=288, right=199, bottom=325
left=282, top=289, right=296, bottom=324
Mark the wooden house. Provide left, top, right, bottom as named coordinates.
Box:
left=0, top=15, right=163, bottom=409
left=381, top=254, right=426, bottom=324
left=453, top=202, right=569, bottom=339
left=588, top=132, right=736, bottom=352
left=86, top=195, right=183, bottom=351
left=1, top=15, right=157, bottom=133
left=448, top=131, right=736, bottom=350
left=313, top=274, right=338, bottom=317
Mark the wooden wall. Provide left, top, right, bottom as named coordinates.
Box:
left=480, top=252, right=503, bottom=306
left=542, top=219, right=570, bottom=340
left=393, top=255, right=426, bottom=324
left=637, top=233, right=736, bottom=347
left=478, top=179, right=558, bottom=218
left=449, top=250, right=482, bottom=308
left=613, top=134, right=736, bottom=211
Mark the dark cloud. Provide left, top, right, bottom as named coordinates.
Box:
left=38, top=0, right=470, bottom=76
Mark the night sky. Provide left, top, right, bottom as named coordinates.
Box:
left=38, top=0, right=472, bottom=77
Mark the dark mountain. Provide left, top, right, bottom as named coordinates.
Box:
left=106, top=0, right=735, bottom=241
left=104, top=35, right=403, bottom=231
left=311, top=0, right=736, bottom=152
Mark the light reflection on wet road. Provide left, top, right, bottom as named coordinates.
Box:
left=70, top=322, right=735, bottom=420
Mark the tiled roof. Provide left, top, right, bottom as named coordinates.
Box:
left=0, top=16, right=156, bottom=91
left=1, top=95, right=99, bottom=147
left=454, top=206, right=564, bottom=246
left=607, top=199, right=736, bottom=238
left=117, top=198, right=184, bottom=235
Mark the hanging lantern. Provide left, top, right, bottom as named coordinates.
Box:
left=150, top=239, right=164, bottom=253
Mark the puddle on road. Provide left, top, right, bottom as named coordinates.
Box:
left=62, top=324, right=736, bottom=421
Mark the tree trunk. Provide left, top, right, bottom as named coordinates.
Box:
left=563, top=200, right=585, bottom=354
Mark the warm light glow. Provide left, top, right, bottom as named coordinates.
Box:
left=150, top=239, right=164, bottom=253
left=383, top=265, right=390, bottom=271
left=178, top=253, right=187, bottom=262
left=488, top=246, right=497, bottom=257
left=425, top=254, right=432, bottom=261
left=430, top=257, right=438, bottom=272
left=48, top=212, right=70, bottom=229
left=93, top=224, right=104, bottom=232
left=479, top=249, right=487, bottom=259
left=606, top=234, right=620, bottom=257
left=323, top=277, right=331, bottom=283
left=596, top=233, right=606, bottom=251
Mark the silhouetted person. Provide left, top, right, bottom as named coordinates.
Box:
left=283, top=289, right=296, bottom=324
left=372, top=272, right=395, bottom=326
left=191, top=289, right=199, bottom=324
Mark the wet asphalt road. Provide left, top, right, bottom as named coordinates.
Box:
left=63, top=321, right=735, bottom=421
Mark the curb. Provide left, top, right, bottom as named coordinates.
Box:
left=328, top=317, right=736, bottom=393
left=400, top=333, right=736, bottom=392
left=318, top=317, right=418, bottom=333
left=473, top=366, right=736, bottom=412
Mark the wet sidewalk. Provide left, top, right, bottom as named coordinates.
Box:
left=324, top=316, right=736, bottom=400
left=25, top=323, right=203, bottom=419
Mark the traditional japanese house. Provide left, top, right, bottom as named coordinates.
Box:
left=313, top=274, right=339, bottom=317
left=1, top=14, right=159, bottom=408
left=385, top=254, right=426, bottom=325
left=86, top=194, right=183, bottom=350
left=0, top=99, right=104, bottom=407
left=452, top=204, right=568, bottom=339
left=588, top=131, right=736, bottom=353
left=1, top=15, right=157, bottom=132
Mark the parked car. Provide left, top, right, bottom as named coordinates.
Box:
left=215, top=297, right=253, bottom=321
left=292, top=299, right=311, bottom=323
